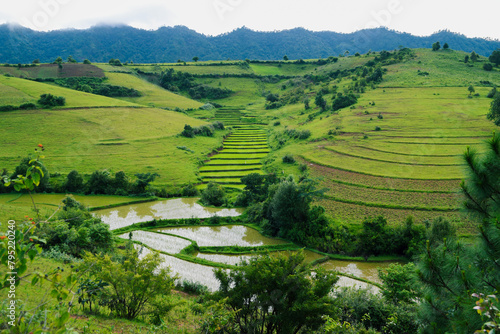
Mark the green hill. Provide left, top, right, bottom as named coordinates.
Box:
left=1, top=47, right=499, bottom=232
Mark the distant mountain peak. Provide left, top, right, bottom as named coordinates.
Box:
left=0, top=25, right=499, bottom=63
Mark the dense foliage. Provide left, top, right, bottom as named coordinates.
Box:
left=2, top=25, right=500, bottom=63
left=48, top=77, right=142, bottom=97
left=212, top=251, right=338, bottom=333
left=156, top=68, right=233, bottom=100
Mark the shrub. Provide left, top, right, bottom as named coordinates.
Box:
left=175, top=280, right=208, bottom=295
left=332, top=93, right=358, bottom=111
left=200, top=103, right=215, bottom=110
left=80, top=247, right=176, bottom=320
left=273, top=121, right=281, bottom=126
left=201, top=182, right=226, bottom=207
left=181, top=183, right=199, bottom=197
left=282, top=154, right=295, bottom=164
left=375, top=126, right=382, bottom=131
left=487, top=87, right=497, bottom=98
left=38, top=94, right=65, bottom=107
left=19, top=103, right=37, bottom=110
left=483, top=63, right=493, bottom=71
left=64, top=170, right=84, bottom=193
left=0, top=105, right=16, bottom=112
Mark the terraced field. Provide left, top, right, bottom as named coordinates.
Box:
left=200, top=108, right=269, bottom=187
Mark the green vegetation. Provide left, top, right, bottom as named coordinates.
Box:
left=2, top=46, right=500, bottom=333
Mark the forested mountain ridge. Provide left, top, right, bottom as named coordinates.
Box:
left=1, top=24, right=499, bottom=63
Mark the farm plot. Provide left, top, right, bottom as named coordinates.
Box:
left=200, top=108, right=269, bottom=186
left=156, top=225, right=287, bottom=247
left=118, top=230, right=192, bottom=254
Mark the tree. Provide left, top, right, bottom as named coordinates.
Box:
left=315, top=91, right=327, bottom=111
left=81, top=247, right=176, bottom=320
left=86, top=170, right=112, bottom=194
left=201, top=182, right=226, bottom=207
left=378, top=263, right=421, bottom=305
left=416, top=133, right=500, bottom=333
left=487, top=87, right=497, bottom=98
left=64, top=170, right=83, bottom=193
left=443, top=43, right=449, bottom=50
left=83, top=59, right=91, bottom=64
left=131, top=172, right=158, bottom=194
left=213, top=251, right=338, bottom=334
left=32, top=59, right=40, bottom=64
left=487, top=93, right=500, bottom=126
left=54, top=56, right=63, bottom=64
left=489, top=50, right=500, bottom=67
left=192, top=56, right=199, bottom=62
left=332, top=92, right=358, bottom=111
left=471, top=51, right=479, bottom=62
left=37, top=94, right=65, bottom=107
left=432, top=41, right=441, bottom=51
left=283, top=55, right=289, bottom=61
left=483, top=63, right=493, bottom=71
left=304, top=97, right=310, bottom=110
left=465, top=55, right=470, bottom=63
left=67, top=55, right=77, bottom=63
left=357, top=216, right=390, bottom=257
left=469, top=85, right=476, bottom=95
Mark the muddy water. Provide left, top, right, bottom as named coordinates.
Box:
left=320, top=260, right=395, bottom=291
left=156, top=225, right=288, bottom=247
left=95, top=197, right=244, bottom=230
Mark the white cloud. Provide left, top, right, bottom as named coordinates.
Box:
left=0, top=0, right=499, bottom=39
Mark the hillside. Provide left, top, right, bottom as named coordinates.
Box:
left=1, top=24, right=500, bottom=63
left=1, top=47, right=499, bottom=232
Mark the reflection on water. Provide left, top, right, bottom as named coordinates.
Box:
left=157, top=225, right=287, bottom=247
left=95, top=197, right=244, bottom=230
left=137, top=246, right=223, bottom=291
left=320, top=260, right=394, bottom=286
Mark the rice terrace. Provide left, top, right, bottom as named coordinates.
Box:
left=1, top=19, right=500, bottom=334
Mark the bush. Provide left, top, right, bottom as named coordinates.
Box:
left=38, top=94, right=65, bottom=107
left=483, top=63, right=493, bottom=71
left=80, top=247, right=176, bottom=320
left=200, top=103, right=215, bottom=110
left=282, top=154, right=295, bottom=164
left=0, top=105, right=16, bottom=112
left=181, top=183, right=199, bottom=197
left=201, top=182, right=226, bottom=207
left=273, top=121, right=281, bottom=126
left=375, top=126, right=382, bottom=131
left=332, top=93, right=358, bottom=111
left=19, top=103, right=37, bottom=110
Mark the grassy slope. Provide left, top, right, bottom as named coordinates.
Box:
left=258, top=49, right=499, bottom=230
left=0, top=75, right=136, bottom=108
left=15, top=256, right=202, bottom=333
left=104, top=72, right=203, bottom=109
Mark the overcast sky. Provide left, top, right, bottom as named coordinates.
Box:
left=0, top=0, right=498, bottom=39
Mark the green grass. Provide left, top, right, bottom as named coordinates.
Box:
left=0, top=75, right=136, bottom=108
left=104, top=72, right=203, bottom=109
left=0, top=105, right=225, bottom=187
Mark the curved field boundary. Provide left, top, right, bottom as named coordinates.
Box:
left=300, top=155, right=462, bottom=181
left=355, top=145, right=460, bottom=158
left=205, top=162, right=262, bottom=166
left=322, top=146, right=463, bottom=167
left=321, top=194, right=457, bottom=212
left=200, top=167, right=262, bottom=173
left=318, top=174, right=454, bottom=194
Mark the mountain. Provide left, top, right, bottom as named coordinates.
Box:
left=0, top=24, right=499, bottom=63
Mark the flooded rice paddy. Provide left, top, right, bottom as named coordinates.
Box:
left=156, top=225, right=287, bottom=247
left=106, top=198, right=395, bottom=292
left=95, top=197, right=244, bottom=230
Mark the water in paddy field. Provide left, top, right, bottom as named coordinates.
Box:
left=95, top=197, right=244, bottom=230
left=156, top=225, right=288, bottom=247
left=321, top=260, right=395, bottom=292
